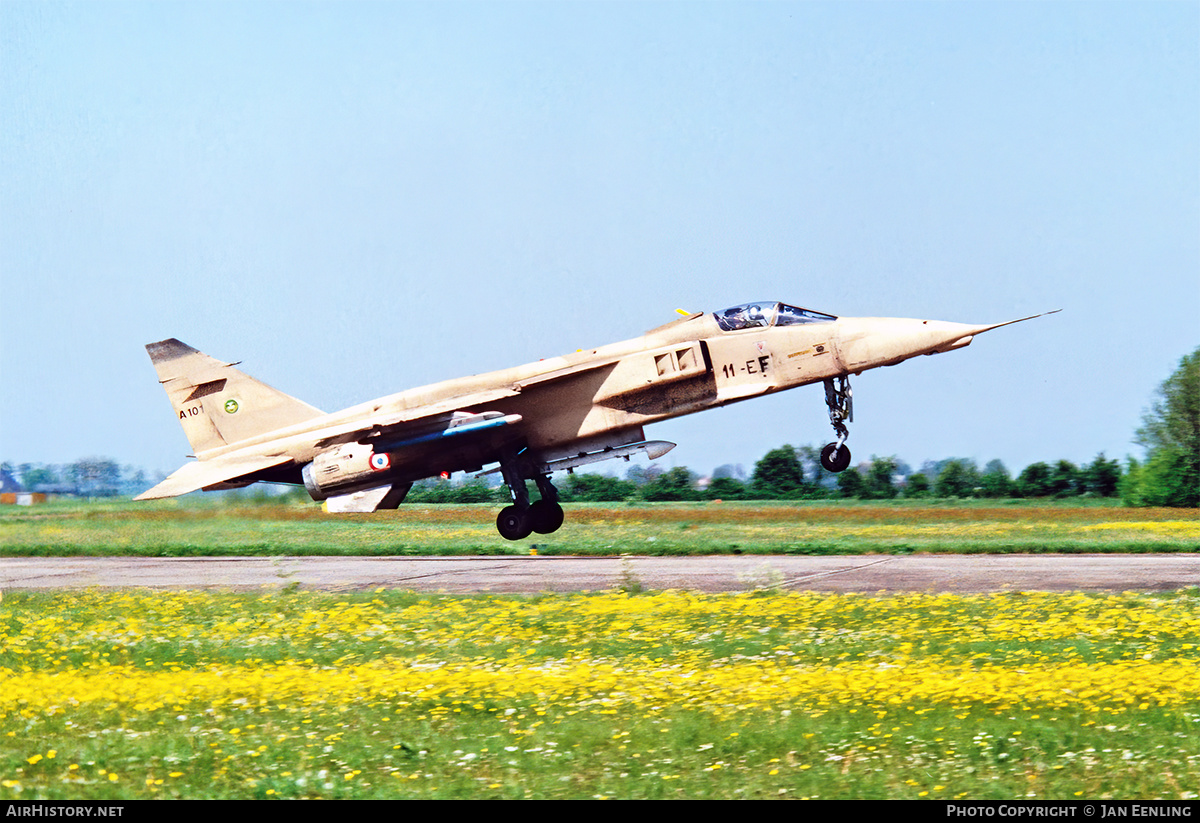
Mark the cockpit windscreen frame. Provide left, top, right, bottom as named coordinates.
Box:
left=714, top=302, right=837, bottom=332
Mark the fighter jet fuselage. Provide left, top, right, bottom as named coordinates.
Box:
left=138, top=301, right=1056, bottom=539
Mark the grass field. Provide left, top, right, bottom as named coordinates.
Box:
left=2, top=587, right=1198, bottom=800
left=2, top=497, right=1198, bottom=556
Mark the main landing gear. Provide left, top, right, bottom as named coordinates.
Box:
left=496, top=454, right=563, bottom=541
left=820, top=375, right=853, bottom=473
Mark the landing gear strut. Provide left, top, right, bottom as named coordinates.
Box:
left=820, top=375, right=853, bottom=473
left=495, top=451, right=564, bottom=540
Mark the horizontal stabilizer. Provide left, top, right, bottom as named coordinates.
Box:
left=135, top=453, right=294, bottom=500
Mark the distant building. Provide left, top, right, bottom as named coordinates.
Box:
left=0, top=468, right=46, bottom=505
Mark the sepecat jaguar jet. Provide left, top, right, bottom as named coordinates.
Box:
left=137, top=302, right=1057, bottom=539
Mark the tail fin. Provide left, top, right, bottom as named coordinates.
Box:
left=146, top=339, right=323, bottom=456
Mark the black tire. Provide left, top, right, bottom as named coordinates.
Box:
left=820, top=442, right=852, bottom=473
left=496, top=505, right=533, bottom=541
left=528, top=499, right=565, bottom=534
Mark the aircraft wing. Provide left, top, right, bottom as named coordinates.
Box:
left=308, top=362, right=622, bottom=451
left=511, top=358, right=620, bottom=391
left=135, top=453, right=295, bottom=500
left=310, top=386, right=523, bottom=449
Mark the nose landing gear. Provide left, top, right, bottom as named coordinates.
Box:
left=820, top=375, right=853, bottom=473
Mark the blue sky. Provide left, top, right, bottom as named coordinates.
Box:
left=2, top=1, right=1197, bottom=481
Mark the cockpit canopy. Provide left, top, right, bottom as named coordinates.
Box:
left=714, top=302, right=837, bottom=332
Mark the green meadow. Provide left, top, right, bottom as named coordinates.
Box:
left=1, top=497, right=1198, bottom=557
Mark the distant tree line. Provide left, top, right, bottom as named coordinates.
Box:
left=548, top=448, right=1129, bottom=504
left=0, top=449, right=1141, bottom=505
left=1, top=458, right=149, bottom=498
left=396, top=447, right=1132, bottom=504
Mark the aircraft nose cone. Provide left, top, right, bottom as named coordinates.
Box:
left=834, top=317, right=981, bottom=372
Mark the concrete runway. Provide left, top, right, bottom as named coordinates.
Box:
left=2, top=554, right=1197, bottom=593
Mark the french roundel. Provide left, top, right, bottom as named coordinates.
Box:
left=370, top=453, right=390, bottom=471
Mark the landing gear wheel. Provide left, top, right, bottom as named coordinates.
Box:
left=496, top=505, right=533, bottom=541
left=528, top=499, right=565, bottom=534
left=820, top=442, right=852, bottom=473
